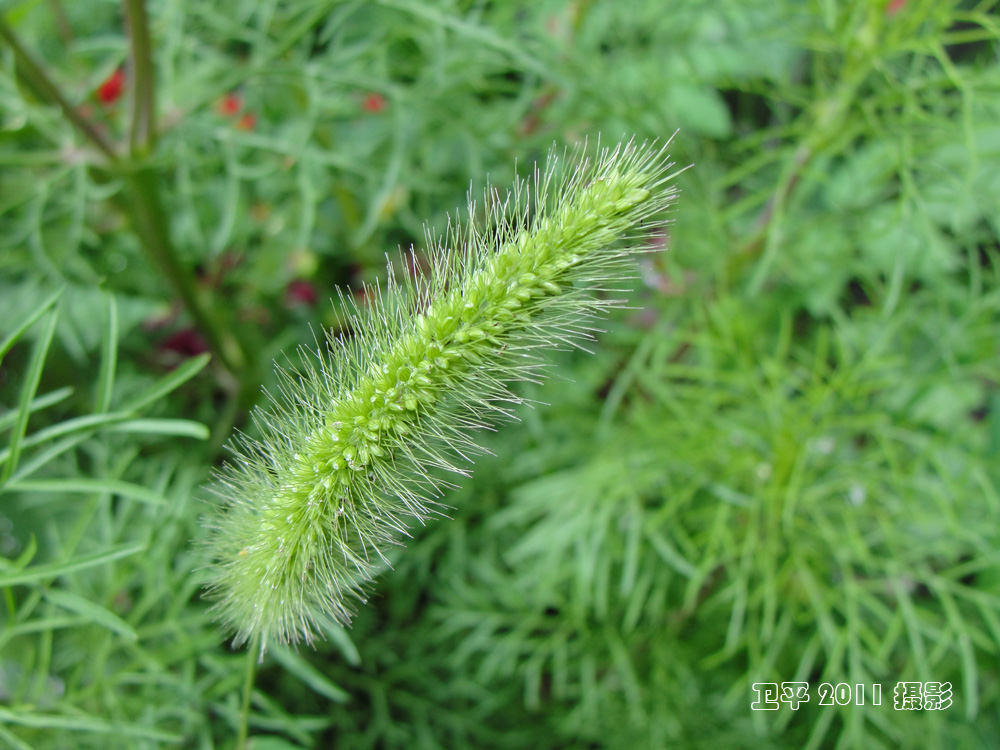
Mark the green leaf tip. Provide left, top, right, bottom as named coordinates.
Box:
left=204, top=136, right=686, bottom=650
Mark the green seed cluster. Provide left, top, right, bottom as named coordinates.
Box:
left=206, top=139, right=682, bottom=649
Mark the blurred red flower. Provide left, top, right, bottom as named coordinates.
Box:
left=217, top=93, right=243, bottom=117
left=362, top=92, right=387, bottom=114
left=97, top=68, right=125, bottom=105
left=286, top=279, right=318, bottom=308
left=159, top=328, right=208, bottom=357
left=236, top=112, right=257, bottom=131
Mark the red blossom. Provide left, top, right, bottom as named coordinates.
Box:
left=97, top=68, right=125, bottom=105
left=362, top=92, right=387, bottom=114
left=217, top=93, right=243, bottom=117
left=236, top=112, right=257, bottom=131
left=285, top=279, right=318, bottom=308
left=886, top=0, right=907, bottom=15
left=159, top=328, right=209, bottom=358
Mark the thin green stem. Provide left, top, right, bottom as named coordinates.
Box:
left=119, top=166, right=247, bottom=377
left=0, top=15, right=119, bottom=163
left=742, top=53, right=868, bottom=295
left=122, top=0, right=156, bottom=154
left=46, top=0, right=74, bottom=43
left=235, top=636, right=260, bottom=750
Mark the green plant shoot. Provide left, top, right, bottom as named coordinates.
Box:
left=205, top=138, right=684, bottom=651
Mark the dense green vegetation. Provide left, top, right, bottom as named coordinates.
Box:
left=1, top=1, right=998, bottom=748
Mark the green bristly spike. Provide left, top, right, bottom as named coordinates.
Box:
left=205, top=137, right=687, bottom=651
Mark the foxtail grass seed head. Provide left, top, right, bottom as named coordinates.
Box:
left=205, top=137, right=685, bottom=651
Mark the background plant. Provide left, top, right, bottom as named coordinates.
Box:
left=1, top=0, right=999, bottom=748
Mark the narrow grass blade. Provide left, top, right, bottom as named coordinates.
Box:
left=0, top=543, right=145, bottom=587
left=0, top=387, right=73, bottom=433
left=1, top=308, right=58, bottom=485
left=0, top=707, right=180, bottom=743
left=42, top=588, right=138, bottom=640
left=119, top=352, right=211, bottom=412
left=269, top=644, right=350, bottom=702
left=0, top=413, right=132, bottom=467
left=94, top=295, right=118, bottom=413
left=0, top=287, right=62, bottom=365
left=106, top=418, right=210, bottom=440
left=4, top=478, right=168, bottom=506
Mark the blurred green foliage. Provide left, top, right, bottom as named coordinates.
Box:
left=1, top=0, right=999, bottom=748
